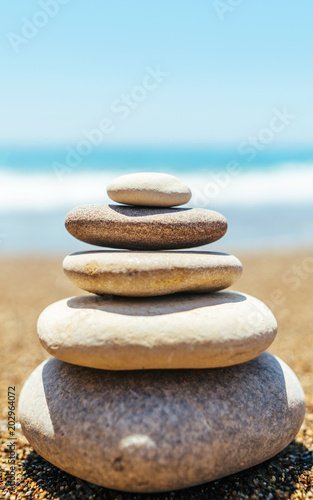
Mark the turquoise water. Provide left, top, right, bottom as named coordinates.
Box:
left=1, top=145, right=313, bottom=173
left=1, top=146, right=313, bottom=254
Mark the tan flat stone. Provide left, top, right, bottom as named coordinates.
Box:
left=64, top=205, right=227, bottom=250
left=107, top=172, right=191, bottom=207
left=18, top=353, right=305, bottom=492
left=37, top=291, right=277, bottom=370
left=63, top=250, right=242, bottom=297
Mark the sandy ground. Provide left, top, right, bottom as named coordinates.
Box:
left=1, top=251, right=313, bottom=499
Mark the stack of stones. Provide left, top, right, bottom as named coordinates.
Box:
left=19, top=172, right=305, bottom=493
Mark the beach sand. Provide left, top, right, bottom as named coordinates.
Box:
left=1, top=251, right=313, bottom=499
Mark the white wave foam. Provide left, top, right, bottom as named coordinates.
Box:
left=0, top=170, right=113, bottom=212
left=1, top=163, right=313, bottom=212
left=185, top=163, right=313, bottom=208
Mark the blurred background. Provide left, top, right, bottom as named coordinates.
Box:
left=1, top=0, right=313, bottom=255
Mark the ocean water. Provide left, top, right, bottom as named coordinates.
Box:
left=1, top=146, right=313, bottom=255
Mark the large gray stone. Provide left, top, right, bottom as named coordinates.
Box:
left=64, top=205, right=227, bottom=250
left=19, top=354, right=305, bottom=493
left=37, top=291, right=277, bottom=370
left=107, top=172, right=192, bottom=207
left=62, top=250, right=242, bottom=297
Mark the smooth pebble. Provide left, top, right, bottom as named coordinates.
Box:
left=37, top=291, right=277, bottom=370
left=65, top=205, right=227, bottom=250
left=63, top=250, right=242, bottom=297
left=107, top=172, right=191, bottom=207
left=19, top=353, right=305, bottom=492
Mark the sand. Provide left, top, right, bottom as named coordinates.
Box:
left=1, top=251, right=313, bottom=499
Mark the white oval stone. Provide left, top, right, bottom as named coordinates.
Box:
left=18, top=353, right=305, bottom=492
left=37, top=291, right=277, bottom=370
left=62, top=251, right=243, bottom=297
left=107, top=172, right=191, bottom=207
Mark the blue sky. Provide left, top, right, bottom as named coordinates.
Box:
left=1, top=0, right=312, bottom=146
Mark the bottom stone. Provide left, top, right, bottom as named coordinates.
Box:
left=18, top=353, right=305, bottom=493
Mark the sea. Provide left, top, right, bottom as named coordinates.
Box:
left=1, top=145, right=313, bottom=255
